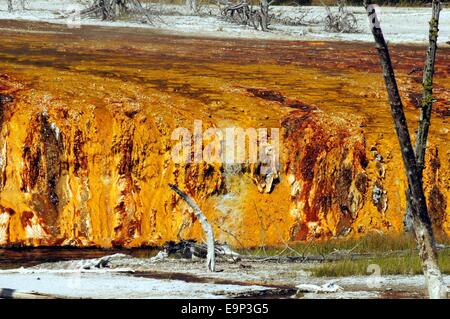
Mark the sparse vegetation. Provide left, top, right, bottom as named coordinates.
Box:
left=323, top=0, right=360, bottom=33
left=238, top=233, right=450, bottom=257
left=236, top=233, right=450, bottom=277
left=311, top=249, right=450, bottom=277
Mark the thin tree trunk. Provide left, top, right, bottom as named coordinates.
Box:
left=260, top=0, right=269, bottom=31
left=169, top=184, right=216, bottom=272
left=404, top=0, right=442, bottom=231
left=186, top=0, right=198, bottom=13
left=365, top=4, right=446, bottom=299
left=7, top=0, right=13, bottom=12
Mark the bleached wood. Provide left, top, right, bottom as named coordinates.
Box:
left=169, top=184, right=216, bottom=272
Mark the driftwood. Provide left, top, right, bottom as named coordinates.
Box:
left=0, top=288, right=58, bottom=299
left=163, top=240, right=240, bottom=262
left=164, top=240, right=209, bottom=259
left=169, top=184, right=216, bottom=272
left=365, top=2, right=446, bottom=299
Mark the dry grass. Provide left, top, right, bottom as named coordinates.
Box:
left=311, top=249, right=450, bottom=277
left=238, top=233, right=450, bottom=277
left=240, top=233, right=450, bottom=257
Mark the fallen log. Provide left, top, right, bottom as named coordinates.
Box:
left=0, top=288, right=58, bottom=299
left=163, top=240, right=240, bottom=262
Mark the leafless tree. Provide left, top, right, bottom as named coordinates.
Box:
left=365, top=1, right=446, bottom=299
left=323, top=0, right=359, bottom=33
left=5, top=0, right=27, bottom=11
left=404, top=0, right=442, bottom=232
left=80, top=0, right=153, bottom=23
left=169, top=184, right=216, bottom=272
left=221, top=0, right=273, bottom=31
left=186, top=0, right=198, bottom=13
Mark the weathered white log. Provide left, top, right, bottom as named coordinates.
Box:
left=186, top=0, right=198, bottom=13
left=169, top=184, right=216, bottom=272
left=0, top=288, right=57, bottom=299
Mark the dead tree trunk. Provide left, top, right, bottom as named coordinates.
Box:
left=365, top=3, right=446, bottom=299
left=7, top=0, right=13, bottom=12
left=259, top=0, right=269, bottom=31
left=186, top=0, right=198, bottom=13
left=404, top=0, right=442, bottom=231
left=169, top=184, right=216, bottom=272
left=80, top=0, right=153, bottom=24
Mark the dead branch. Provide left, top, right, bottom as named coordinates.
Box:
left=271, top=7, right=312, bottom=26
left=169, top=184, right=216, bottom=272
left=269, top=215, right=303, bottom=257
left=323, top=0, right=359, bottom=33
left=0, top=288, right=58, bottom=299
left=80, top=0, right=154, bottom=24
left=221, top=0, right=271, bottom=31
left=163, top=240, right=240, bottom=262
left=215, top=223, right=246, bottom=249
left=253, top=202, right=268, bottom=257
left=365, top=2, right=446, bottom=299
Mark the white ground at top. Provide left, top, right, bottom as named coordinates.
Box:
left=0, top=1, right=449, bottom=44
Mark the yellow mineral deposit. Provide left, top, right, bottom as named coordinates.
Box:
left=0, top=21, right=448, bottom=247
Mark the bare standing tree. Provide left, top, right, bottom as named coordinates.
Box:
left=404, top=0, right=442, bottom=232
left=221, top=0, right=272, bottom=31
left=169, top=184, right=216, bottom=272
left=186, top=0, right=198, bottom=13
left=7, top=0, right=13, bottom=12
left=323, top=0, right=359, bottom=33
left=80, top=0, right=154, bottom=23
left=365, top=2, right=447, bottom=299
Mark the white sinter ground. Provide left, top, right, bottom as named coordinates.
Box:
left=0, top=1, right=449, bottom=44
left=0, top=269, right=270, bottom=298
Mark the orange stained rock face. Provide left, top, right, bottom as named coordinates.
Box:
left=0, top=20, right=448, bottom=247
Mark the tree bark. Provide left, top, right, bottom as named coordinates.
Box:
left=7, top=0, right=13, bottom=12
left=169, top=184, right=216, bottom=272
left=186, top=0, right=198, bottom=13
left=260, top=0, right=269, bottom=31
left=404, top=0, right=442, bottom=231
left=365, top=4, right=446, bottom=299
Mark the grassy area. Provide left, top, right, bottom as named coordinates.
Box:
left=239, top=233, right=450, bottom=257
left=238, top=233, right=450, bottom=277
left=311, top=249, right=450, bottom=277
